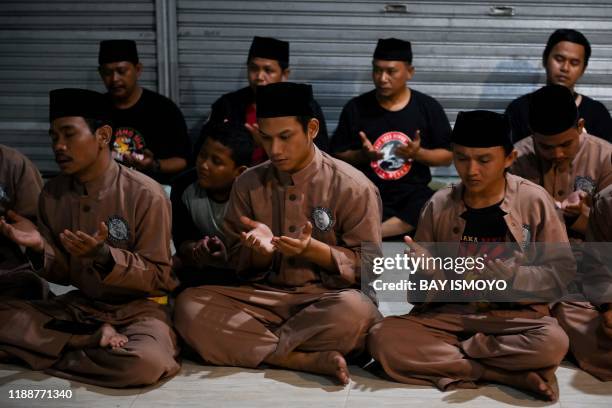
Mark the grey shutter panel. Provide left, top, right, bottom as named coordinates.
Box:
left=0, top=0, right=157, bottom=175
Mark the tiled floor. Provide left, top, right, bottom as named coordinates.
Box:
left=1, top=360, right=611, bottom=407
left=1, top=285, right=611, bottom=407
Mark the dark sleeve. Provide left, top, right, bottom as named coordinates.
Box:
left=311, top=99, right=329, bottom=152
left=583, top=101, right=612, bottom=143
left=159, top=99, right=192, bottom=160
left=170, top=173, right=202, bottom=249
left=420, top=95, right=451, bottom=150
left=331, top=100, right=360, bottom=153
left=505, top=97, right=531, bottom=143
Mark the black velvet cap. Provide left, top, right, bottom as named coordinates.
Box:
left=528, top=85, right=578, bottom=136
left=451, top=110, right=512, bottom=149
left=247, top=36, right=289, bottom=66
left=255, top=82, right=314, bottom=118
left=373, top=38, right=413, bottom=63
left=49, top=88, right=111, bottom=122
left=98, top=40, right=139, bottom=65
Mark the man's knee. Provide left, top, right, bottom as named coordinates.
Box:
left=531, top=319, right=569, bottom=366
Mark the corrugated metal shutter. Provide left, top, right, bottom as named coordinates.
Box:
left=177, top=0, right=612, bottom=177
left=0, top=0, right=158, bottom=175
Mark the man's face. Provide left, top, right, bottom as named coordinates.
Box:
left=372, top=59, right=413, bottom=99
left=453, top=145, right=515, bottom=195
left=49, top=117, right=109, bottom=178
left=196, top=137, right=243, bottom=191
left=99, top=61, right=141, bottom=101
left=545, top=41, right=586, bottom=90
left=257, top=116, right=318, bottom=173
left=247, top=58, right=288, bottom=91
left=533, top=122, right=583, bottom=166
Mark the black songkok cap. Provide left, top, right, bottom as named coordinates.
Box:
left=528, top=85, right=578, bottom=136
left=373, top=38, right=413, bottom=63
left=256, top=82, right=314, bottom=118
left=49, top=88, right=111, bottom=122
left=247, top=36, right=289, bottom=66
left=98, top=39, right=139, bottom=65
left=451, top=110, right=512, bottom=149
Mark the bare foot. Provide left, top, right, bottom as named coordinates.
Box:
left=265, top=350, right=350, bottom=385
left=68, top=323, right=127, bottom=350
left=483, top=367, right=558, bottom=401
left=99, top=324, right=128, bottom=349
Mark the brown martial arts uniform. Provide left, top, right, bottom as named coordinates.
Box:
left=0, top=161, right=180, bottom=387
left=0, top=144, right=48, bottom=299
left=553, top=184, right=612, bottom=381
left=512, top=133, right=612, bottom=220
left=175, top=147, right=383, bottom=368
left=368, top=174, right=574, bottom=390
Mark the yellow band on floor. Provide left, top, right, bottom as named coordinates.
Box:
left=147, top=295, right=168, bottom=305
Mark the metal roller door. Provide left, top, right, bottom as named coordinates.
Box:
left=0, top=0, right=158, bottom=175
left=177, top=0, right=612, bottom=177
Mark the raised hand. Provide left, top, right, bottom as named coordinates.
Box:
left=395, top=130, right=421, bottom=161
left=560, top=190, right=588, bottom=217
left=0, top=210, right=44, bottom=252
left=245, top=122, right=262, bottom=146
left=239, top=216, right=275, bottom=255
left=359, top=131, right=383, bottom=161
left=193, top=235, right=228, bottom=263
left=130, top=148, right=156, bottom=171
left=272, top=222, right=313, bottom=257
left=59, top=221, right=109, bottom=259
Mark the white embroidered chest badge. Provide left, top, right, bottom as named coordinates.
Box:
left=311, top=207, right=334, bottom=232
left=106, top=215, right=130, bottom=244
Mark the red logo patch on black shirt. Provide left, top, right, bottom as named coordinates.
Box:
left=370, top=131, right=413, bottom=180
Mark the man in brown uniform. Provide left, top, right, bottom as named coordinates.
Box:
left=553, top=185, right=612, bottom=381
left=511, top=84, right=612, bottom=240
left=0, top=89, right=180, bottom=387
left=368, top=111, right=573, bottom=401
left=510, top=85, right=612, bottom=380
left=0, top=144, right=48, bottom=299
left=174, top=82, right=382, bottom=385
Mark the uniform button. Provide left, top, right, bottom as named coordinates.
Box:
left=289, top=194, right=297, bottom=201
left=452, top=227, right=460, bottom=234
left=83, top=205, right=91, bottom=212
left=288, top=225, right=296, bottom=233
left=558, top=190, right=564, bottom=196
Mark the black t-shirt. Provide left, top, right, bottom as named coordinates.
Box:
left=459, top=200, right=510, bottom=260
left=109, top=88, right=191, bottom=184
left=331, top=89, right=451, bottom=192
left=506, top=92, right=612, bottom=143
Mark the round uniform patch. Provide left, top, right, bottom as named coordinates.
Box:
left=574, top=176, right=596, bottom=195
left=106, top=215, right=130, bottom=244
left=370, top=131, right=413, bottom=180
left=112, top=127, right=146, bottom=162
left=311, top=207, right=334, bottom=232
